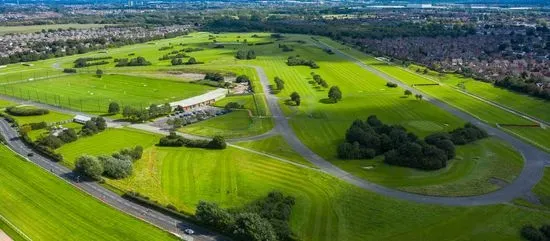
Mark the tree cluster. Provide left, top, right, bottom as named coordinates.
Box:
left=81, top=117, right=107, bottom=136
left=73, top=58, right=109, bottom=68
left=236, top=50, right=256, bottom=60
left=122, top=103, right=171, bottom=122
left=521, top=224, right=550, bottom=241
left=278, top=44, right=294, bottom=52
left=36, top=128, right=78, bottom=149
left=74, top=146, right=142, bottom=180
left=158, top=132, right=227, bottom=150
left=274, top=77, right=285, bottom=90
left=286, top=56, right=319, bottom=69
left=494, top=76, right=550, bottom=100
left=195, top=191, right=296, bottom=241
left=6, top=106, right=49, bottom=116
left=338, top=116, right=487, bottom=170
left=311, top=73, right=329, bottom=88
left=114, top=57, right=152, bottom=67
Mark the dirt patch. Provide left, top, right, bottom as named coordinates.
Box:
left=166, top=71, right=205, bottom=81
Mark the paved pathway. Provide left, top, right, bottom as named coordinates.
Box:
left=0, top=119, right=226, bottom=241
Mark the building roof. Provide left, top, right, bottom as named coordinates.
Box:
left=170, top=88, right=227, bottom=108
left=73, top=115, right=92, bottom=123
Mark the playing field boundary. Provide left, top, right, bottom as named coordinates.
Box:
left=0, top=214, right=32, bottom=241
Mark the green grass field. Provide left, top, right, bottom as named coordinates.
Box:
left=179, top=110, right=273, bottom=138
left=235, top=135, right=315, bottom=167
left=57, top=128, right=160, bottom=166
left=332, top=138, right=523, bottom=196
left=0, top=24, right=108, bottom=35
left=2, top=74, right=213, bottom=113
left=4, top=107, right=73, bottom=125
left=0, top=144, right=177, bottom=241
left=534, top=168, right=550, bottom=207
left=316, top=37, right=550, bottom=151
left=214, top=94, right=269, bottom=116
left=102, top=140, right=548, bottom=241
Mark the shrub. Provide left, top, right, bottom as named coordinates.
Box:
left=75, top=155, right=104, bottom=180
left=63, top=68, right=77, bottom=73
left=208, top=136, right=227, bottom=149
left=204, top=72, right=224, bottom=82
left=158, top=132, right=226, bottom=149
left=6, top=106, right=49, bottom=116
left=236, top=75, right=250, bottom=84
left=224, top=102, right=243, bottom=109
left=386, top=82, right=398, bottom=88
left=29, top=121, right=47, bottom=130
left=37, top=135, right=64, bottom=149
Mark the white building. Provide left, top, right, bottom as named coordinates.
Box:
left=73, top=115, right=92, bottom=124
left=170, top=88, right=227, bottom=111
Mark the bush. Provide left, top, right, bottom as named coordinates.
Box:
left=224, top=102, right=243, bottom=109
left=37, top=135, right=64, bottom=149
left=63, top=68, right=77, bottom=73
left=521, top=225, right=545, bottom=241
left=204, top=72, right=224, bottom=82
left=386, top=82, right=398, bottom=88
left=286, top=56, right=319, bottom=68
left=233, top=213, right=277, bottom=241
left=81, top=117, right=106, bottom=136
left=236, top=50, right=256, bottom=60
left=158, top=132, right=226, bottom=150
left=29, top=121, right=47, bottom=130
left=75, top=155, right=104, bottom=180
left=208, top=136, right=227, bottom=149
left=6, top=106, right=49, bottom=116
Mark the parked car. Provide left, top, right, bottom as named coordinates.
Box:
left=184, top=229, right=194, bottom=235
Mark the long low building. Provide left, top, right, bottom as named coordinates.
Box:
left=170, top=88, right=228, bottom=111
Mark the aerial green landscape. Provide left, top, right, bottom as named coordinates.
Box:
left=1, top=3, right=550, bottom=241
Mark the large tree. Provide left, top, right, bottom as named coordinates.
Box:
left=75, top=155, right=104, bottom=180
left=108, top=102, right=120, bottom=114
left=328, top=86, right=342, bottom=102
left=290, top=91, right=301, bottom=106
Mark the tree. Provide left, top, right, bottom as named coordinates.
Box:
left=521, top=225, right=545, bottom=241
left=57, top=129, right=78, bottom=143
left=232, top=212, right=277, bottom=241
left=404, top=90, right=412, bottom=96
left=415, top=94, right=423, bottom=100
left=290, top=92, right=301, bottom=106
left=328, top=86, right=342, bottom=102
left=98, top=155, right=133, bottom=179
left=75, top=155, right=104, bottom=180
left=195, top=201, right=234, bottom=231
left=96, top=69, right=103, bottom=77
left=274, top=77, right=285, bottom=90
left=108, top=102, right=120, bottom=114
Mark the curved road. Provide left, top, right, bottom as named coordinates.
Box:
left=0, top=119, right=226, bottom=241
left=252, top=57, right=550, bottom=206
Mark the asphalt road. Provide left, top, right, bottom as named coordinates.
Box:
left=0, top=119, right=226, bottom=241
left=252, top=55, right=550, bottom=206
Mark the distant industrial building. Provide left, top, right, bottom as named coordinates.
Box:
left=170, top=88, right=228, bottom=111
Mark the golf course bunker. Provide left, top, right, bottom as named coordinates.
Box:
left=405, top=120, right=444, bottom=132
